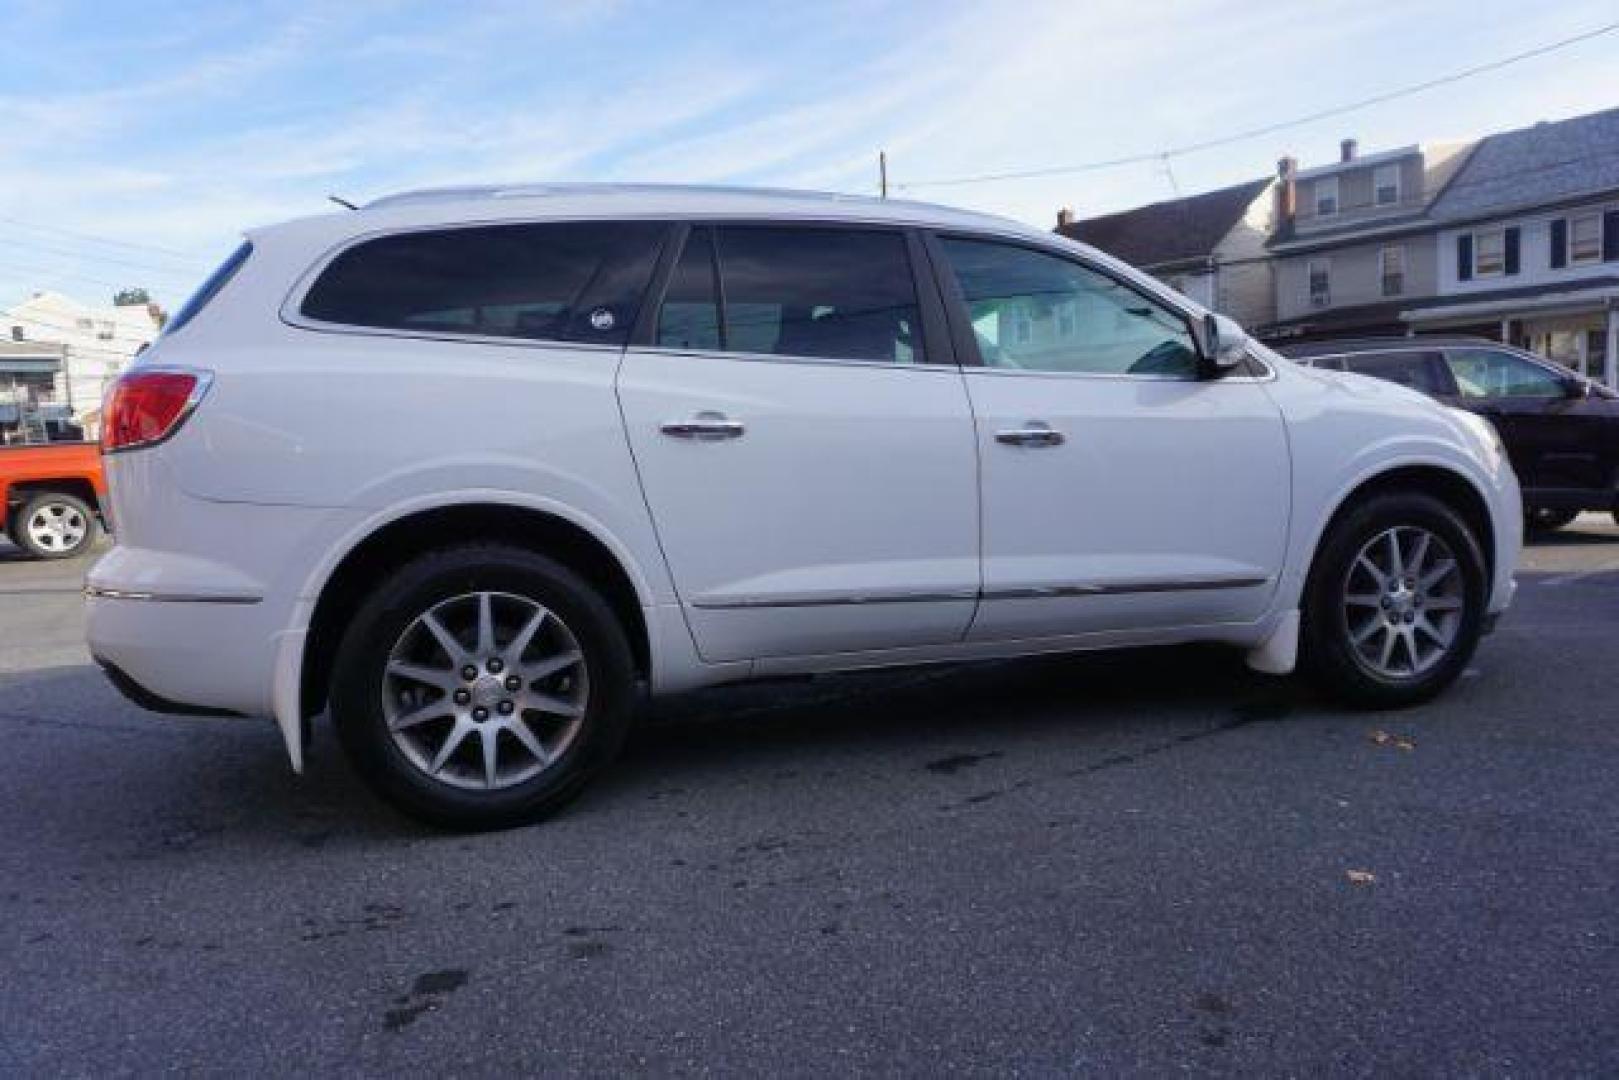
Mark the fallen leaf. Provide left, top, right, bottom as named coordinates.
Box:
left=1394, top=738, right=1415, bottom=752
left=1369, top=730, right=1391, bottom=745
left=1346, top=869, right=1376, bottom=885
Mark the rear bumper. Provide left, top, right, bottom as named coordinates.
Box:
left=94, top=654, right=246, bottom=718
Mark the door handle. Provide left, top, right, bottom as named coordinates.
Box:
left=661, top=412, right=745, bottom=441
left=996, top=423, right=1065, bottom=448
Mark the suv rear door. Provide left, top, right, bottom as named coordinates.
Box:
left=616, top=223, right=979, bottom=663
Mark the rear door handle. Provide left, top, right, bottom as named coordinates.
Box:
left=661, top=412, right=745, bottom=441
left=996, top=422, right=1065, bottom=448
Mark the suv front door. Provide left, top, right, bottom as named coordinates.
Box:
left=617, top=223, right=979, bottom=663
left=1442, top=346, right=1611, bottom=500
left=929, top=235, right=1289, bottom=641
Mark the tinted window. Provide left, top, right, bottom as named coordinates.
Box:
left=685, top=227, right=923, bottom=363
left=165, top=241, right=251, bottom=336
left=301, top=222, right=665, bottom=345
left=1342, top=351, right=1450, bottom=396
left=1445, top=348, right=1566, bottom=399
left=939, top=238, right=1196, bottom=378
left=655, top=227, right=722, bottom=351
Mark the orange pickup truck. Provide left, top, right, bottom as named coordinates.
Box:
left=0, top=441, right=106, bottom=559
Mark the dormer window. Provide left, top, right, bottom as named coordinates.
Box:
left=1374, top=163, right=1400, bottom=206
left=1315, top=177, right=1339, bottom=217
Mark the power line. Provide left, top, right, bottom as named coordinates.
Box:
left=0, top=215, right=206, bottom=263
left=0, top=235, right=204, bottom=279
left=898, top=20, right=1619, bottom=190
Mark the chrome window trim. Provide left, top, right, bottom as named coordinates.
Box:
left=626, top=344, right=958, bottom=372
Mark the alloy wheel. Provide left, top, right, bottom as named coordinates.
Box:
left=382, top=591, right=589, bottom=791
left=1341, top=526, right=1466, bottom=680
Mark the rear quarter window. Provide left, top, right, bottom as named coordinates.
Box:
left=299, top=221, right=667, bottom=346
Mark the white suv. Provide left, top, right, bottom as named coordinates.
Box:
left=87, top=184, right=1520, bottom=828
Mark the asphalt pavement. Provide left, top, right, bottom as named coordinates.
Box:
left=2, top=520, right=1617, bottom=1075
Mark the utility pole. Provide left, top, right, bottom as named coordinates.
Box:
left=879, top=151, right=888, bottom=199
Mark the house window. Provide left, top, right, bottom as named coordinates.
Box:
left=1570, top=213, right=1601, bottom=264
left=1374, top=164, right=1401, bottom=206
left=1475, top=228, right=1505, bottom=276
left=1379, top=246, right=1405, bottom=297
left=1308, top=260, right=1330, bottom=307
left=9, top=325, right=21, bottom=342
left=74, top=317, right=93, bottom=330
left=1315, top=177, right=1339, bottom=217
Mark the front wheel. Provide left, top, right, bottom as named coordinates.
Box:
left=9, top=491, right=99, bottom=559
left=1302, top=492, right=1487, bottom=709
left=329, top=544, right=636, bottom=830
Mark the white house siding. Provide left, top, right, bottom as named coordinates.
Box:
left=1211, top=190, right=1276, bottom=327
left=1435, top=197, right=1619, bottom=294
left=3, top=292, right=160, bottom=419
left=1274, top=237, right=1438, bottom=323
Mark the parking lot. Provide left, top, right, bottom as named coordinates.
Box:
left=2, top=521, right=1616, bottom=1074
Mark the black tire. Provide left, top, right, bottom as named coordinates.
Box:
left=329, top=544, right=636, bottom=830
left=1301, top=491, right=1487, bottom=709
left=1526, top=506, right=1579, bottom=533
left=8, top=491, right=99, bottom=560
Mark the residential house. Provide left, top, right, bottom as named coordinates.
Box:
left=1412, top=107, right=1619, bottom=387
left=1055, top=176, right=1277, bottom=328
left=0, top=339, right=68, bottom=443
left=4, top=291, right=163, bottom=420
left=1261, top=137, right=1475, bottom=340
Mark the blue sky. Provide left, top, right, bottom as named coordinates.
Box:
left=1, top=0, right=1615, bottom=310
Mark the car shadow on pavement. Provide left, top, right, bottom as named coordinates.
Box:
left=3, top=644, right=1311, bottom=853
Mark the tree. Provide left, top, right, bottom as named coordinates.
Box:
left=113, top=287, right=151, bottom=307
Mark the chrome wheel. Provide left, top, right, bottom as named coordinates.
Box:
left=1342, top=526, right=1465, bottom=680
left=26, top=501, right=90, bottom=554
left=382, top=591, right=588, bottom=791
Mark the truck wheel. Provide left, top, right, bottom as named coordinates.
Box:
left=329, top=544, right=636, bottom=830
left=1526, top=507, right=1579, bottom=533
left=9, top=491, right=99, bottom=559
left=1302, top=491, right=1487, bottom=709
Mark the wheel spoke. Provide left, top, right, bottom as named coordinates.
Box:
left=389, top=697, right=452, bottom=732
left=1350, top=616, right=1383, bottom=645
left=1384, top=530, right=1405, bottom=579
left=1377, top=625, right=1399, bottom=670
left=387, top=661, right=459, bottom=691
left=523, top=691, right=584, bottom=719
left=1419, top=559, right=1456, bottom=591
left=1355, top=554, right=1387, bottom=588
left=1413, top=615, right=1447, bottom=646
left=430, top=720, right=471, bottom=773
left=480, top=727, right=500, bottom=788
left=1423, top=595, right=1462, bottom=611
left=419, top=611, right=468, bottom=665
left=1408, top=531, right=1431, bottom=577
left=507, top=717, right=550, bottom=765
left=504, top=607, right=549, bottom=664
left=475, top=592, right=496, bottom=657
left=1345, top=592, right=1383, bottom=608
left=525, top=649, right=582, bottom=682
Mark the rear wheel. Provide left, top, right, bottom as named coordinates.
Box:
left=1302, top=491, right=1487, bottom=708
left=9, top=491, right=98, bottom=559
left=329, top=544, right=636, bottom=830
left=1526, top=506, right=1579, bottom=533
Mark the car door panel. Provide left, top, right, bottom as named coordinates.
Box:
left=617, top=224, right=979, bottom=664
left=928, top=234, right=1290, bottom=643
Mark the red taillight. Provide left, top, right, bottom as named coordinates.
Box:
left=102, top=368, right=213, bottom=454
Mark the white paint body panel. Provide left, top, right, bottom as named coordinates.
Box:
left=963, top=369, right=1290, bottom=640
left=82, top=185, right=1521, bottom=772
left=617, top=350, right=979, bottom=662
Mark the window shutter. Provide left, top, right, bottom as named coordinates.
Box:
left=1457, top=234, right=1473, bottom=281
left=1550, top=219, right=1567, bottom=268
left=1504, top=226, right=1521, bottom=275
left=1605, top=210, right=1619, bottom=262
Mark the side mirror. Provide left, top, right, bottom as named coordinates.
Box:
left=1194, top=312, right=1249, bottom=375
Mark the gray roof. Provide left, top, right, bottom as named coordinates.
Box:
left=1057, top=178, right=1271, bottom=269
left=1431, top=106, right=1619, bottom=222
